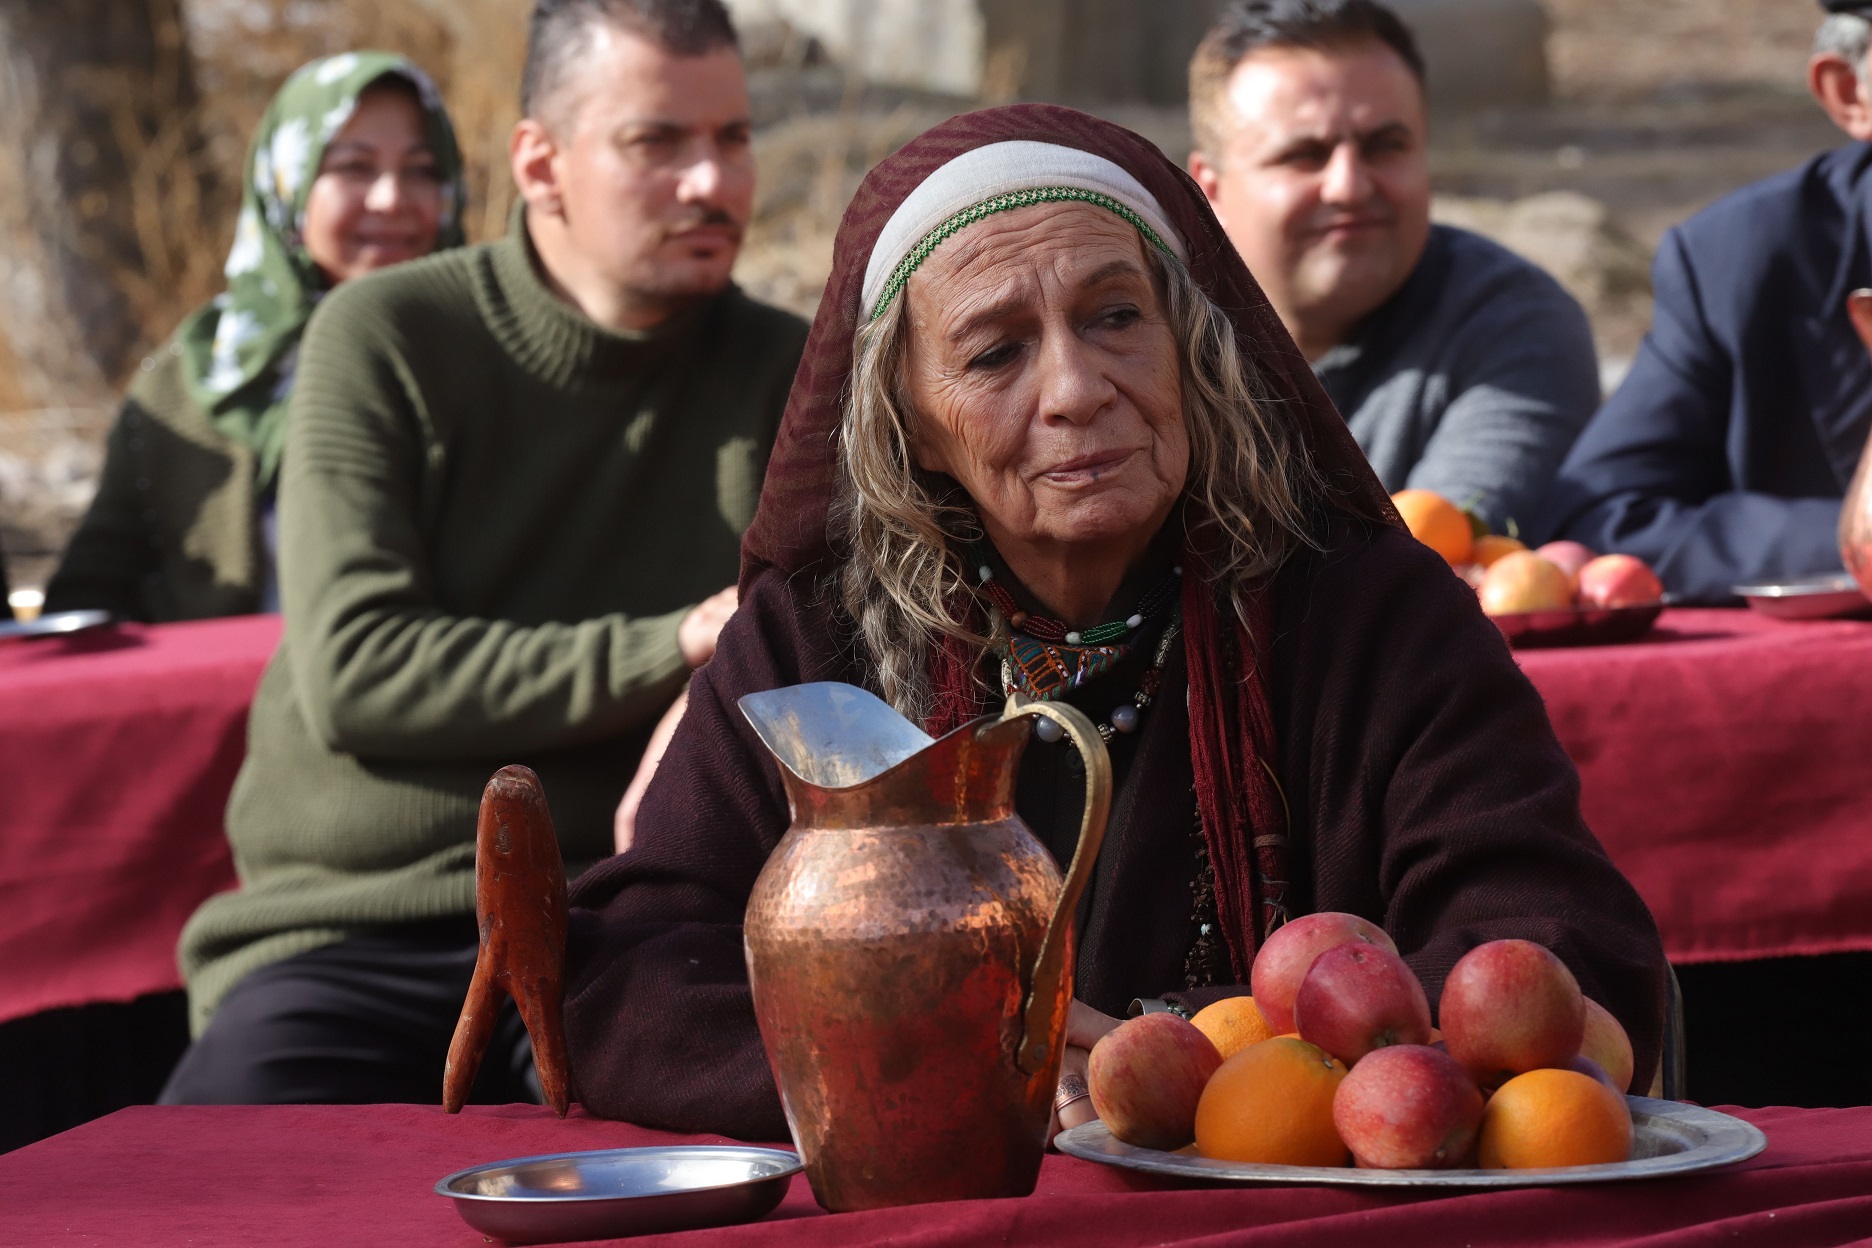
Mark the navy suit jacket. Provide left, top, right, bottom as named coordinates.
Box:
left=1538, top=143, right=1872, bottom=603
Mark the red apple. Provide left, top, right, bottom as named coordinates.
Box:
left=1250, top=912, right=1397, bottom=1035
left=1479, top=552, right=1573, bottom=616
left=1535, top=540, right=1596, bottom=590
left=1565, top=1052, right=1622, bottom=1094
left=1086, top=1013, right=1223, bottom=1149
left=1294, top=942, right=1433, bottom=1065
left=1580, top=997, right=1636, bottom=1093
left=1440, top=940, right=1586, bottom=1089
left=1332, top=1044, right=1486, bottom=1170
left=1576, top=554, right=1664, bottom=608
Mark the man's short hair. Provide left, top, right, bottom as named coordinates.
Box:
left=1189, top=0, right=1426, bottom=161
left=521, top=0, right=740, bottom=123
left=1816, top=11, right=1872, bottom=73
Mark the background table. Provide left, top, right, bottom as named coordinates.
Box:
left=0, top=615, right=278, bottom=1024
left=0, top=615, right=278, bottom=1151
left=1520, top=608, right=1872, bottom=966
left=2, top=1103, right=1866, bottom=1246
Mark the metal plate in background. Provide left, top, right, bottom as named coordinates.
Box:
left=436, top=1145, right=803, bottom=1245
left=1055, top=1097, right=1766, bottom=1189
left=0, top=609, right=113, bottom=641
left=1489, top=601, right=1666, bottom=648
left=1733, top=574, right=1872, bottom=621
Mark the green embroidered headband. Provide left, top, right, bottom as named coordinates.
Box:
left=860, top=141, right=1188, bottom=321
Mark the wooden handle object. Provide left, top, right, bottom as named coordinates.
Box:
left=443, top=764, right=570, bottom=1116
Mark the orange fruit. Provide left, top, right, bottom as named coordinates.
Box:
left=1477, top=1068, right=1632, bottom=1168
left=1190, top=997, right=1277, bottom=1061
left=1391, top=489, right=1473, bottom=565
left=1470, top=534, right=1528, bottom=568
left=1194, top=1037, right=1350, bottom=1167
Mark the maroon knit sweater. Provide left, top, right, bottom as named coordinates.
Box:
left=563, top=515, right=1667, bottom=1139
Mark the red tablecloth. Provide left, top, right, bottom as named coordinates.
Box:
left=0, top=616, right=278, bottom=1024
left=1, top=1103, right=1866, bottom=1246
left=1518, top=608, right=1872, bottom=966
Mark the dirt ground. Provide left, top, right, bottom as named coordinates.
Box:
left=0, top=0, right=1849, bottom=594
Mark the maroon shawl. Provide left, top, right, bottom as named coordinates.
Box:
left=737, top=105, right=1402, bottom=978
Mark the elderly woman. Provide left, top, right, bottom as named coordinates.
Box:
left=563, top=106, right=1665, bottom=1139
left=45, top=52, right=464, bottom=621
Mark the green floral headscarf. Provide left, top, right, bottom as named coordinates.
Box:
left=178, top=51, right=466, bottom=499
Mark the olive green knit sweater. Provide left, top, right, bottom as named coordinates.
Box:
left=178, top=217, right=808, bottom=1033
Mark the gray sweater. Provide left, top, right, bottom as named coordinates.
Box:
left=1314, top=224, right=1600, bottom=533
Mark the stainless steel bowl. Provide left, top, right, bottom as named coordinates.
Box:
left=435, top=1144, right=803, bottom=1244
left=0, top=609, right=113, bottom=641
left=1733, top=574, right=1872, bottom=620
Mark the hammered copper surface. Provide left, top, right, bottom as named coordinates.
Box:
left=444, top=764, right=570, bottom=1117
left=1839, top=292, right=1872, bottom=596
left=741, top=690, right=1110, bottom=1212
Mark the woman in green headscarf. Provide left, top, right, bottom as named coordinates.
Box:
left=46, top=52, right=465, bottom=621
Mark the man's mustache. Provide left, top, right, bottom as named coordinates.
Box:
left=664, top=209, right=742, bottom=235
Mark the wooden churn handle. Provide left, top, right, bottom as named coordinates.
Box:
left=443, top=764, right=571, bottom=1116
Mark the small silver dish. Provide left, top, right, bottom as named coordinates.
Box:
left=0, top=609, right=113, bottom=641
left=1733, top=574, right=1872, bottom=621
left=435, top=1144, right=803, bottom=1244
left=1056, top=1096, right=1765, bottom=1188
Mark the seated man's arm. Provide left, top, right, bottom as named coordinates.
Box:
left=563, top=577, right=805, bottom=1138
left=1404, top=268, right=1601, bottom=534
left=1288, top=525, right=1668, bottom=1090
left=278, top=292, right=695, bottom=760
left=1539, top=230, right=1844, bottom=602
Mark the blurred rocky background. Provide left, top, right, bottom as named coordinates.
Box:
left=0, top=0, right=1838, bottom=595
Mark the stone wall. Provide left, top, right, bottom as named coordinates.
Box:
left=724, top=0, right=1552, bottom=110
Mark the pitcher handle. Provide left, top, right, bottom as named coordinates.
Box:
left=995, top=695, right=1112, bottom=1075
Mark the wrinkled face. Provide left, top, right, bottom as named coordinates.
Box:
left=1202, top=41, right=1430, bottom=343
left=903, top=203, right=1189, bottom=557
left=302, top=83, right=443, bottom=284
left=547, top=27, right=754, bottom=302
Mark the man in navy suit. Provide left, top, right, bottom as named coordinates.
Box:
left=1538, top=0, right=1872, bottom=603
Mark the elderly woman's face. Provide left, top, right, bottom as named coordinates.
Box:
left=903, top=204, right=1188, bottom=559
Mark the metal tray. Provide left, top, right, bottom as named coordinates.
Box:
left=435, top=1144, right=803, bottom=1244
left=1055, top=1096, right=1765, bottom=1189
left=1733, top=574, right=1872, bottom=621
left=1489, top=601, right=1665, bottom=648
left=0, top=609, right=113, bottom=641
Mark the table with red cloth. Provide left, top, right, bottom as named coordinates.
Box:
left=5, top=607, right=1871, bottom=1014
left=1518, top=607, right=1872, bottom=967
left=2, top=1103, right=1867, bottom=1246
left=0, top=615, right=279, bottom=1025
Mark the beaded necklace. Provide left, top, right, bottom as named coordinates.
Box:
left=974, top=557, right=1183, bottom=645
left=1000, top=609, right=1183, bottom=744
left=974, top=556, right=1181, bottom=700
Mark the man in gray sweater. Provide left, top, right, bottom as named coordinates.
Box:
left=1188, top=0, right=1599, bottom=533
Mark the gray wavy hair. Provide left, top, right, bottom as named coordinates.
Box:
left=833, top=243, right=1326, bottom=724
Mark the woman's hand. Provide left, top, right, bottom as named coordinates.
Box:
left=1047, top=999, right=1125, bottom=1145
left=613, top=688, right=688, bottom=854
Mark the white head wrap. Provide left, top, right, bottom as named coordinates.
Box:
left=860, top=140, right=1188, bottom=320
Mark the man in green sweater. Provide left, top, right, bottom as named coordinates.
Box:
left=161, top=0, right=808, bottom=1104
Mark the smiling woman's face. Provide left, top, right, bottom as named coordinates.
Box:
left=301, top=81, right=443, bottom=284
left=902, top=202, right=1188, bottom=566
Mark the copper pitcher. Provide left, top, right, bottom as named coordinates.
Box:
left=738, top=682, right=1110, bottom=1212
left=1840, top=291, right=1872, bottom=595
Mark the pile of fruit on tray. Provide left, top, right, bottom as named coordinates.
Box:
left=1388, top=490, right=1666, bottom=643
left=1087, top=914, right=1637, bottom=1171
